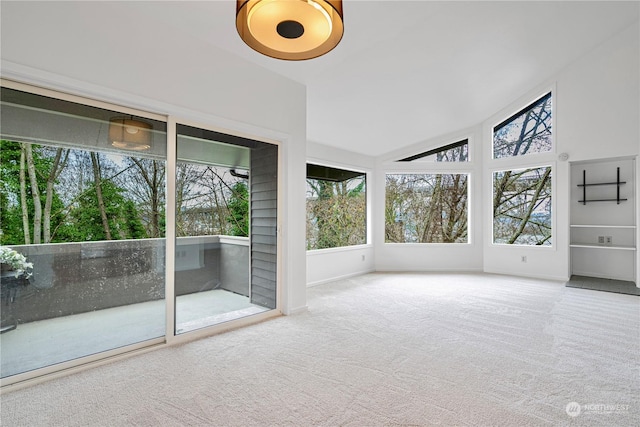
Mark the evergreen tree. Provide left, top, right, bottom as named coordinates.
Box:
left=226, top=182, right=249, bottom=237
left=69, top=180, right=143, bottom=241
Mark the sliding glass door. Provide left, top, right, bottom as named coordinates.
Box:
left=0, top=86, right=167, bottom=379
left=174, top=124, right=278, bottom=334
left=0, top=83, right=279, bottom=385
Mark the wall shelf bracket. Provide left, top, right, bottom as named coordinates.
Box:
left=577, top=167, right=627, bottom=204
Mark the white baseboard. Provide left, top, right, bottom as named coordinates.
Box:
left=284, top=305, right=309, bottom=315
left=375, top=268, right=483, bottom=274
left=484, top=268, right=569, bottom=282
left=306, top=269, right=375, bottom=287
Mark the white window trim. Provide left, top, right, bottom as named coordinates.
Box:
left=484, top=83, right=557, bottom=250
left=380, top=127, right=476, bottom=165
left=305, top=160, right=371, bottom=250
left=383, top=170, right=472, bottom=245
left=490, top=164, right=555, bottom=248
left=382, top=134, right=476, bottom=246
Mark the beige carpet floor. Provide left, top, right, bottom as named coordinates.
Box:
left=1, top=272, right=638, bottom=426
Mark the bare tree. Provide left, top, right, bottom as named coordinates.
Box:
left=43, top=148, right=69, bottom=243
left=492, top=95, right=553, bottom=245
left=174, top=164, right=249, bottom=237
left=493, top=167, right=551, bottom=245
left=19, top=144, right=30, bottom=244
left=385, top=174, right=467, bottom=244
left=91, top=151, right=112, bottom=240
left=175, top=163, right=204, bottom=236
left=125, top=158, right=166, bottom=238
left=24, top=143, right=42, bottom=244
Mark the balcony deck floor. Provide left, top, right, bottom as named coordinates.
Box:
left=1, top=289, right=268, bottom=379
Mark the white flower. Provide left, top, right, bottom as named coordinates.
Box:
left=0, top=247, right=33, bottom=278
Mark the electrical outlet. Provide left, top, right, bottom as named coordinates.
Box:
left=605, top=236, right=612, bottom=245
left=521, top=256, right=527, bottom=263
left=598, top=236, right=605, bottom=244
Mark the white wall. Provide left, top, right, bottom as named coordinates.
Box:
left=483, top=22, right=639, bottom=281
left=368, top=20, right=638, bottom=282
left=306, top=142, right=375, bottom=285
left=307, top=246, right=375, bottom=286
left=556, top=23, right=639, bottom=163
left=0, top=1, right=308, bottom=313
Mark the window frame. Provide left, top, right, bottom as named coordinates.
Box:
left=305, top=161, right=369, bottom=251
left=384, top=171, right=471, bottom=244
left=383, top=135, right=475, bottom=246
left=486, top=86, right=557, bottom=249
left=491, top=164, right=554, bottom=247
left=397, top=139, right=469, bottom=163
left=491, top=91, right=553, bottom=160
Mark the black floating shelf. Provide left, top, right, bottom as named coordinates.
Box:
left=578, top=199, right=628, bottom=203
left=578, top=167, right=627, bottom=205
left=577, top=181, right=626, bottom=187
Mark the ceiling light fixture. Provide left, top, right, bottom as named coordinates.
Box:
left=236, top=0, right=343, bottom=60
left=108, top=117, right=152, bottom=151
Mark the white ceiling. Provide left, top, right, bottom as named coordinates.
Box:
left=8, top=1, right=640, bottom=158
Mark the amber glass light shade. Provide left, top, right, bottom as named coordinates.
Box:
left=108, top=118, right=152, bottom=151
left=236, top=0, right=343, bottom=60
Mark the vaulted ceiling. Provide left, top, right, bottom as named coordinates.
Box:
left=4, top=1, right=639, bottom=157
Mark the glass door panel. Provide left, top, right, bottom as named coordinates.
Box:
left=175, top=125, right=277, bottom=334
left=0, top=87, right=167, bottom=379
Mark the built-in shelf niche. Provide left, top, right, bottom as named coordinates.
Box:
left=570, top=157, right=636, bottom=283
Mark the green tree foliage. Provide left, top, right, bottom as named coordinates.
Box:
left=226, top=182, right=249, bottom=237
left=0, top=141, right=73, bottom=244
left=68, top=180, right=145, bottom=241
left=2, top=141, right=255, bottom=245
left=0, top=140, right=23, bottom=244
left=0, top=185, right=23, bottom=244
left=306, top=176, right=366, bottom=250
left=175, top=165, right=246, bottom=237
left=1, top=141, right=151, bottom=244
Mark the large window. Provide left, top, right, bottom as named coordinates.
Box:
left=493, top=93, right=552, bottom=159
left=491, top=92, right=553, bottom=246
left=385, top=173, right=468, bottom=243
left=493, top=166, right=552, bottom=245
left=306, top=164, right=366, bottom=250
